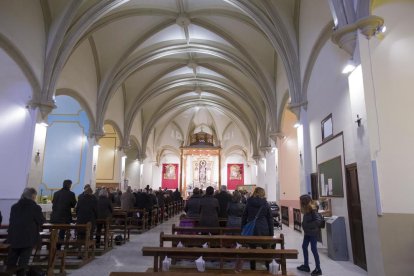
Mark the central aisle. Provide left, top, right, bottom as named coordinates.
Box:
left=69, top=215, right=367, bottom=276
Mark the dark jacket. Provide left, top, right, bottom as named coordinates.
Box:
left=8, top=198, right=45, bottom=248
left=121, top=191, right=136, bottom=211
left=215, top=191, right=232, bottom=218
left=173, top=190, right=182, bottom=202
left=199, top=195, right=220, bottom=227
left=50, top=188, right=77, bottom=223
left=242, top=197, right=274, bottom=236
left=97, top=196, right=113, bottom=219
left=134, top=192, right=147, bottom=209
left=227, top=202, right=245, bottom=227
left=0, top=210, right=2, bottom=225
left=302, top=210, right=322, bottom=236
left=184, top=194, right=201, bottom=218
left=76, top=193, right=97, bottom=224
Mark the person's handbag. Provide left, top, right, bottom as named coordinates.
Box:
left=241, top=206, right=264, bottom=236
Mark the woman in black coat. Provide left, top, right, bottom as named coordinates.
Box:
left=241, top=187, right=274, bottom=270
left=7, top=188, right=45, bottom=275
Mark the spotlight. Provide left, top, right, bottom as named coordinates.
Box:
left=342, top=60, right=356, bottom=74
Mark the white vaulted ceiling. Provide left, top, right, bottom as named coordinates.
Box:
left=40, top=0, right=300, bottom=161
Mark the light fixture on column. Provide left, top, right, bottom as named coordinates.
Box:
left=293, top=122, right=301, bottom=128
left=355, top=114, right=362, bottom=127
left=342, top=60, right=356, bottom=74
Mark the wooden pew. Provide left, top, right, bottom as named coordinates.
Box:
left=0, top=226, right=65, bottom=276
left=142, top=246, right=298, bottom=275
left=160, top=232, right=284, bottom=249
left=42, top=222, right=95, bottom=267
left=171, top=224, right=240, bottom=235
left=126, top=209, right=147, bottom=240
left=111, top=211, right=128, bottom=243
left=95, top=218, right=114, bottom=253
left=109, top=273, right=273, bottom=276
left=178, top=217, right=228, bottom=227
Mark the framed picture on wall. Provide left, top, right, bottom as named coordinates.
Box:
left=321, top=113, right=333, bottom=141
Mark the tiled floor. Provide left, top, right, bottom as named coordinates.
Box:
left=69, top=216, right=368, bottom=276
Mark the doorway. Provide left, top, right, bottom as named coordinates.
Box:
left=345, top=163, right=367, bottom=270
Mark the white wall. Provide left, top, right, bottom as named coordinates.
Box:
left=368, top=1, right=414, bottom=213
left=104, top=88, right=125, bottom=139
left=0, top=0, right=45, bottom=83
left=57, top=40, right=98, bottom=120
left=0, top=49, right=37, bottom=221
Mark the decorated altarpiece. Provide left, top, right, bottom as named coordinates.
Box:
left=179, top=131, right=221, bottom=198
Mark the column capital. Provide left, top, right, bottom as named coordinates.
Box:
left=28, top=99, right=56, bottom=120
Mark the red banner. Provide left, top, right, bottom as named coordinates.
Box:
left=162, top=163, right=179, bottom=189
left=227, top=164, right=244, bottom=190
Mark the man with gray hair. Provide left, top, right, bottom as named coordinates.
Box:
left=7, top=188, right=45, bottom=275
left=214, top=185, right=232, bottom=219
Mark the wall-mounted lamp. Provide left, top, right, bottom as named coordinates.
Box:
left=293, top=122, right=301, bottom=128
left=355, top=114, right=362, bottom=127
left=342, top=60, right=356, bottom=74
left=34, top=150, right=40, bottom=162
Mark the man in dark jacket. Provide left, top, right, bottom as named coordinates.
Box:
left=76, top=187, right=97, bottom=239
left=214, top=185, right=232, bottom=219
left=7, top=188, right=45, bottom=275
left=50, top=179, right=77, bottom=244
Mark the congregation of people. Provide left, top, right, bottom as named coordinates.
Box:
left=0, top=182, right=323, bottom=275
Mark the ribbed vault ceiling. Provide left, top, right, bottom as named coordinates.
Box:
left=43, top=0, right=299, bottom=159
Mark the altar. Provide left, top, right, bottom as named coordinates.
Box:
left=179, top=131, right=221, bottom=198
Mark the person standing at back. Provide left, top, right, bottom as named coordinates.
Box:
left=76, top=187, right=97, bottom=240
left=226, top=190, right=245, bottom=228
left=214, top=185, right=232, bottom=219
left=50, top=180, right=77, bottom=244
left=7, top=188, right=45, bottom=276
left=297, top=194, right=323, bottom=275
left=241, top=187, right=273, bottom=271
left=199, top=186, right=220, bottom=228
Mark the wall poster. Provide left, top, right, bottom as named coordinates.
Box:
left=227, top=163, right=244, bottom=190
left=162, top=163, right=179, bottom=189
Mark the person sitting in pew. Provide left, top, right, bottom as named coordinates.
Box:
left=7, top=188, right=45, bottom=276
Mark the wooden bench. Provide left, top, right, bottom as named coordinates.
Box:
left=179, top=217, right=228, bottom=227
left=160, top=232, right=284, bottom=249
left=96, top=218, right=114, bottom=254
left=42, top=222, right=95, bottom=267
left=126, top=209, right=147, bottom=240
left=142, top=246, right=298, bottom=275
left=172, top=224, right=240, bottom=235
left=0, top=226, right=65, bottom=276
left=109, top=272, right=274, bottom=276
left=111, top=211, right=128, bottom=243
